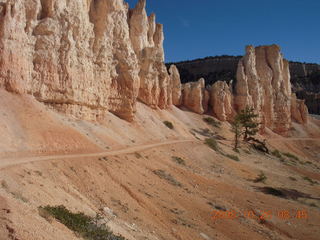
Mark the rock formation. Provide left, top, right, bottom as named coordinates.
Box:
left=169, top=55, right=320, bottom=115
left=182, top=78, right=207, bottom=114
left=180, top=45, right=308, bottom=135
left=169, top=64, right=182, bottom=106
left=210, top=81, right=234, bottom=121
left=0, top=0, right=178, bottom=121
left=0, top=1, right=310, bottom=135
left=129, top=0, right=172, bottom=109
left=291, top=93, right=308, bottom=124
left=235, top=45, right=292, bottom=134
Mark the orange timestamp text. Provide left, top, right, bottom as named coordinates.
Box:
left=211, top=209, right=308, bottom=221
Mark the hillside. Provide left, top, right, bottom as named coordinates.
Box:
left=0, top=0, right=319, bottom=240
left=1, top=89, right=320, bottom=240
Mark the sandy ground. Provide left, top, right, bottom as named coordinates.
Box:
left=0, top=90, right=320, bottom=240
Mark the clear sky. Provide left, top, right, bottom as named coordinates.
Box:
left=126, top=0, right=320, bottom=64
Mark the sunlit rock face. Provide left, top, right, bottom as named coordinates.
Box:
left=291, top=93, right=308, bottom=124
left=235, top=44, right=308, bottom=134
left=0, top=1, right=309, bottom=132
left=0, top=0, right=177, bottom=121
left=129, top=0, right=174, bottom=110
left=210, top=81, right=234, bottom=121
left=169, top=64, right=182, bottom=106
left=179, top=44, right=308, bottom=135
left=181, top=78, right=207, bottom=114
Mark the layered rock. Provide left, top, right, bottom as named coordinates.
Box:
left=291, top=93, right=308, bottom=124
left=182, top=78, right=207, bottom=114
left=169, top=64, right=182, bottom=106
left=129, top=0, right=172, bottom=109
left=235, top=45, right=297, bottom=134
left=0, top=0, right=177, bottom=121
left=210, top=81, right=234, bottom=121
left=179, top=45, right=308, bottom=135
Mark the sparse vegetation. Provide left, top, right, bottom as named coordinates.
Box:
left=282, top=152, right=300, bottom=161
left=225, top=154, right=240, bottom=162
left=11, top=192, right=28, bottom=203
left=254, top=171, right=267, bottom=183
left=289, top=176, right=297, bottom=181
left=172, top=156, right=186, bottom=165
left=204, top=137, right=219, bottom=152
left=38, top=205, right=126, bottom=240
left=231, top=116, right=242, bottom=151
left=163, top=121, right=174, bottom=129
left=258, top=187, right=284, bottom=197
left=134, top=152, right=142, bottom=159
left=1, top=180, right=8, bottom=189
left=99, top=156, right=108, bottom=161
left=237, top=106, right=259, bottom=141
left=203, top=117, right=221, bottom=128
left=153, top=170, right=182, bottom=187
left=271, top=149, right=282, bottom=159
left=302, top=176, right=318, bottom=185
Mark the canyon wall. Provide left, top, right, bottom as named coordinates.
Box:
left=0, top=0, right=175, bottom=121
left=0, top=1, right=310, bottom=135
left=179, top=45, right=308, bottom=135
left=170, top=56, right=320, bottom=115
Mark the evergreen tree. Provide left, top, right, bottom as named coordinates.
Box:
left=231, top=116, right=242, bottom=151
left=237, top=106, right=259, bottom=141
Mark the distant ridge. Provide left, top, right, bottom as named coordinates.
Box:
left=167, top=55, right=320, bottom=114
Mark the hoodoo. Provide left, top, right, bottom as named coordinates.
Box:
left=0, top=0, right=309, bottom=135
left=0, top=0, right=178, bottom=121
left=180, top=45, right=309, bottom=135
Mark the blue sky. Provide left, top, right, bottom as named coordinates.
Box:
left=126, top=0, right=320, bottom=64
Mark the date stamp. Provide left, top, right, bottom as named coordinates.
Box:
left=211, top=209, right=308, bottom=221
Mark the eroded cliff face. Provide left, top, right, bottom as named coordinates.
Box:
left=235, top=45, right=292, bottom=133
left=0, top=0, right=177, bottom=121
left=180, top=45, right=308, bottom=135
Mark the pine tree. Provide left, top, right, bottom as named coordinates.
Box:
left=231, top=116, right=242, bottom=151
left=237, top=106, right=259, bottom=141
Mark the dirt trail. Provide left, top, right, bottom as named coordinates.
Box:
left=270, top=138, right=320, bottom=141
left=0, top=139, right=196, bottom=170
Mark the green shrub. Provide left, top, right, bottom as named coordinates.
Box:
left=225, top=154, right=240, bottom=162
left=271, top=149, right=285, bottom=162
left=172, top=156, right=186, bottom=165
left=203, top=117, right=221, bottom=128
left=271, top=150, right=282, bottom=158
left=153, top=170, right=182, bottom=187
left=163, top=121, right=174, bottom=129
left=282, top=152, right=299, bottom=161
left=39, top=205, right=125, bottom=240
left=254, top=171, right=267, bottom=183
left=302, top=176, right=318, bottom=185
left=205, top=138, right=219, bottom=152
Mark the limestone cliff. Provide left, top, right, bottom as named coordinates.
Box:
left=169, top=56, right=320, bottom=115
left=210, top=81, right=234, bottom=121
left=180, top=45, right=308, bottom=135
left=181, top=78, right=207, bottom=114
left=0, top=0, right=176, bottom=121
left=235, top=45, right=293, bottom=134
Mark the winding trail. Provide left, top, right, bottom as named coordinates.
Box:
left=0, top=139, right=196, bottom=170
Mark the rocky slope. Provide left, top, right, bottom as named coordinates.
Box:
left=169, top=56, right=320, bottom=114
left=1, top=88, right=320, bottom=240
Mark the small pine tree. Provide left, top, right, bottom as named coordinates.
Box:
left=237, top=106, right=259, bottom=141
left=231, top=116, right=242, bottom=151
